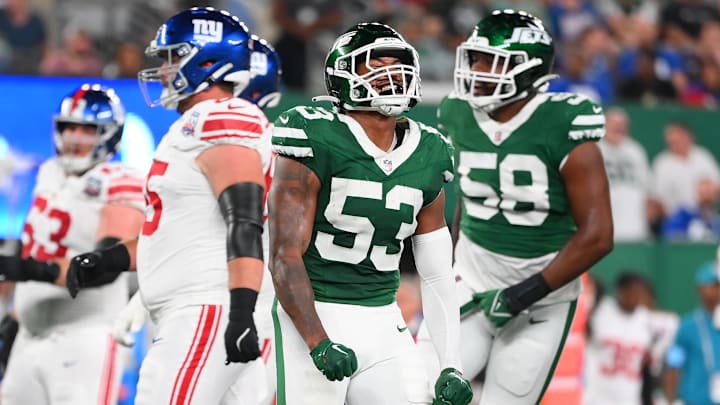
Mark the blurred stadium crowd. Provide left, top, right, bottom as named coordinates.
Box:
left=2, top=0, right=720, bottom=108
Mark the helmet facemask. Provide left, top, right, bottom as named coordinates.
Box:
left=54, top=119, right=123, bottom=174
left=454, top=38, right=547, bottom=112
left=138, top=43, right=190, bottom=109
left=139, top=43, right=238, bottom=110
left=330, top=41, right=421, bottom=116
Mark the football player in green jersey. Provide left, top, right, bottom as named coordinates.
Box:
left=414, top=9, right=614, bottom=405
left=268, top=22, right=473, bottom=405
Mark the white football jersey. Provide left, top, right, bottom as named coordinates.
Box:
left=583, top=298, right=652, bottom=405
left=15, top=159, right=145, bottom=336
left=137, top=97, right=272, bottom=318
left=598, top=137, right=651, bottom=241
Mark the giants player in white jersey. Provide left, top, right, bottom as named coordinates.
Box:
left=109, top=33, right=283, bottom=405
left=0, top=84, right=145, bottom=405
left=66, top=8, right=273, bottom=405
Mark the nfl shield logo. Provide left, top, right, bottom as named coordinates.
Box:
left=494, top=131, right=502, bottom=142
left=182, top=111, right=201, bottom=135
left=383, top=159, right=392, bottom=172
left=84, top=177, right=102, bottom=197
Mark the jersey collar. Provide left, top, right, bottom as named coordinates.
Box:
left=473, top=93, right=548, bottom=146
left=337, top=114, right=420, bottom=175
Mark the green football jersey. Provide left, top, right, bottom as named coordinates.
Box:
left=272, top=106, right=454, bottom=306
left=439, top=92, right=605, bottom=258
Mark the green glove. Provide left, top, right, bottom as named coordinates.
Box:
left=433, top=367, right=473, bottom=405
left=474, top=289, right=514, bottom=328
left=310, top=338, right=358, bottom=381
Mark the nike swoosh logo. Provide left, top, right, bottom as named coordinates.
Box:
left=278, top=116, right=289, bottom=124
left=397, top=325, right=408, bottom=333
left=62, top=360, right=76, bottom=368
left=529, top=317, right=547, bottom=325
left=227, top=103, right=246, bottom=110
left=330, top=344, right=348, bottom=356
left=592, top=106, right=602, bottom=114
left=151, top=337, right=163, bottom=344
left=235, top=328, right=250, bottom=350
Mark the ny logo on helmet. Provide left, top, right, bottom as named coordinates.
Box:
left=506, top=27, right=551, bottom=46
left=192, top=19, right=223, bottom=43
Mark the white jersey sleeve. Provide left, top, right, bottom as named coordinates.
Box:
left=98, top=163, right=146, bottom=212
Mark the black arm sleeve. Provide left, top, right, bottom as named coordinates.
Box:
left=218, top=183, right=264, bottom=261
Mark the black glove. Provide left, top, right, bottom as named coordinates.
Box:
left=0, top=314, right=19, bottom=379
left=0, top=255, right=59, bottom=283
left=66, top=244, right=129, bottom=298
left=224, top=288, right=260, bottom=364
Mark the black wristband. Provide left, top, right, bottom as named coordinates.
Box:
left=95, top=237, right=121, bottom=250
left=229, top=288, right=258, bottom=320
left=504, top=273, right=552, bottom=315
left=21, top=257, right=60, bottom=283
left=98, top=243, right=131, bottom=273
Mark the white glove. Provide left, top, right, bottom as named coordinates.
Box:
left=112, top=292, right=147, bottom=347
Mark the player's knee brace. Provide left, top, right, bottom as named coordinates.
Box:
left=218, top=183, right=264, bottom=261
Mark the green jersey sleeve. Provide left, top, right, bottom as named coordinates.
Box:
left=272, top=106, right=335, bottom=178
left=545, top=93, right=605, bottom=168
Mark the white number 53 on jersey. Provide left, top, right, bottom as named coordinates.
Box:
left=316, top=177, right=423, bottom=271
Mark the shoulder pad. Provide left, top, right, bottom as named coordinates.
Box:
left=272, top=106, right=337, bottom=158
left=192, top=98, right=270, bottom=145
left=95, top=163, right=145, bottom=209
left=547, top=93, right=605, bottom=141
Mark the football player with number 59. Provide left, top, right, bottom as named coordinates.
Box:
left=415, top=9, right=614, bottom=405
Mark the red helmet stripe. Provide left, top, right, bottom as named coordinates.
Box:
left=70, top=88, right=88, bottom=112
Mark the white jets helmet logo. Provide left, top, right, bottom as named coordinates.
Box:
left=505, top=27, right=551, bottom=46
left=192, top=19, right=223, bottom=43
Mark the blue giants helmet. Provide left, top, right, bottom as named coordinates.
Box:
left=238, top=36, right=282, bottom=109
left=138, top=7, right=253, bottom=110
left=53, top=84, right=125, bottom=174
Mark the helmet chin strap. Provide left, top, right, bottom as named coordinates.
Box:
left=370, top=97, right=410, bottom=116
left=314, top=96, right=410, bottom=116
left=474, top=73, right=559, bottom=113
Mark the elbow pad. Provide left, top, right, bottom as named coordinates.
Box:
left=218, top=183, right=264, bottom=261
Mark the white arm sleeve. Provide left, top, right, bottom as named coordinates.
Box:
left=412, top=226, right=462, bottom=372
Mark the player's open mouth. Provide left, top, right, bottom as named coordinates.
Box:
left=473, top=83, right=496, bottom=96
left=378, top=83, right=404, bottom=95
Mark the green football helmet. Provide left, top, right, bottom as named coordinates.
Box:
left=320, top=22, right=421, bottom=116
left=454, top=9, right=556, bottom=112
